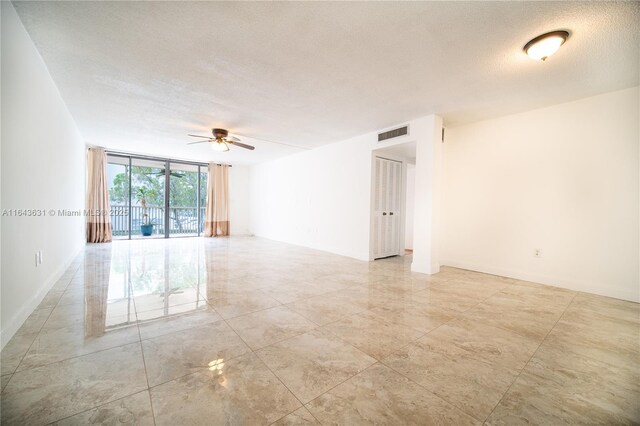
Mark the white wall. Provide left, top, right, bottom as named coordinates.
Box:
left=250, top=132, right=374, bottom=260
left=411, top=115, right=443, bottom=274
left=442, top=87, right=640, bottom=302
left=405, top=164, right=415, bottom=249
left=1, top=2, right=86, bottom=347
left=229, top=165, right=250, bottom=235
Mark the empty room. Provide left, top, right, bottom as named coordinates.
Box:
left=1, top=1, right=638, bottom=425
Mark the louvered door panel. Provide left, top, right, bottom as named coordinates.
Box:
left=373, top=157, right=402, bottom=259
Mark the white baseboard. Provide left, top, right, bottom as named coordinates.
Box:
left=252, top=234, right=370, bottom=262
left=230, top=230, right=252, bottom=236
left=411, top=260, right=441, bottom=275
left=441, top=258, right=639, bottom=303
left=0, top=243, right=85, bottom=349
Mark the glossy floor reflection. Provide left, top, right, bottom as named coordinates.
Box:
left=1, top=237, right=638, bottom=425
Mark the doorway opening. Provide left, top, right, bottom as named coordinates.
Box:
left=370, top=141, right=416, bottom=260
left=372, top=156, right=402, bottom=259
left=107, top=153, right=208, bottom=239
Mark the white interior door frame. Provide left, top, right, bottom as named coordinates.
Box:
left=369, top=153, right=408, bottom=260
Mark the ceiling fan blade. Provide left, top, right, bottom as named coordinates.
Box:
left=145, top=169, right=185, bottom=178
left=186, top=140, right=211, bottom=145
left=227, top=135, right=241, bottom=142
left=228, top=141, right=255, bottom=150
left=188, top=134, right=213, bottom=139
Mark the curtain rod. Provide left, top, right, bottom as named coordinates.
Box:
left=103, top=149, right=232, bottom=167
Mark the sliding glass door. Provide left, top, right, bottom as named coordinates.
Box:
left=130, top=158, right=166, bottom=239
left=199, top=167, right=207, bottom=234
left=168, top=163, right=199, bottom=237
left=107, top=154, right=207, bottom=239
left=107, top=156, right=130, bottom=239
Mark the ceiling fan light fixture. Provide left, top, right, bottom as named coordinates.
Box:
left=524, top=30, right=569, bottom=61
left=211, top=141, right=229, bottom=152
left=187, top=128, right=254, bottom=151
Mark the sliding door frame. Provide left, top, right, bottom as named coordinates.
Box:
left=106, top=151, right=210, bottom=240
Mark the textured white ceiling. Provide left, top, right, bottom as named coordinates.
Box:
left=13, top=1, right=640, bottom=164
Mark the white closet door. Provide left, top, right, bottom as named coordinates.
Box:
left=373, top=158, right=383, bottom=258
left=373, top=157, right=402, bottom=259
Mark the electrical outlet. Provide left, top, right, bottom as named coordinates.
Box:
left=534, top=249, right=542, bottom=258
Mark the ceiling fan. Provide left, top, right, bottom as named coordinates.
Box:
left=146, top=169, right=185, bottom=178
left=187, top=128, right=255, bottom=152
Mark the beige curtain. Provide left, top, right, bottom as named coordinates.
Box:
left=204, top=163, right=230, bottom=237
left=86, top=147, right=113, bottom=243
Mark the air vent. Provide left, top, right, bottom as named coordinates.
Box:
left=378, top=126, right=408, bottom=142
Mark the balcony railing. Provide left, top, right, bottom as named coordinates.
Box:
left=111, top=205, right=206, bottom=238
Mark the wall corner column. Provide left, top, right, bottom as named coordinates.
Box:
left=411, top=114, right=443, bottom=275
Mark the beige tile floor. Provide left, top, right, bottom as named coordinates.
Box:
left=1, top=237, right=638, bottom=425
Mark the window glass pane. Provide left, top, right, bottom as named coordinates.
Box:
left=199, top=168, right=207, bottom=233
left=107, top=155, right=130, bottom=239
left=130, top=158, right=166, bottom=238
left=169, top=163, right=199, bottom=236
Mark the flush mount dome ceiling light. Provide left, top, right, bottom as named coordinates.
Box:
left=524, top=30, right=570, bottom=61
